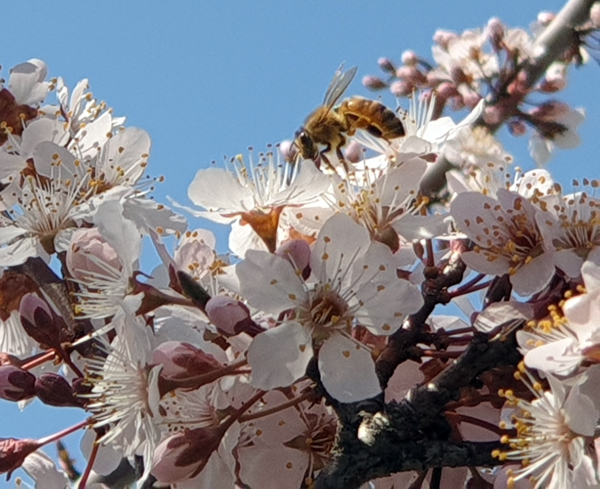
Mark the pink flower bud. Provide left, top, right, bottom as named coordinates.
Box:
left=275, top=239, right=311, bottom=279
left=486, top=18, right=505, bottom=50
left=508, top=120, right=527, bottom=137
left=436, top=82, right=459, bottom=100
left=151, top=427, right=223, bottom=483
left=401, top=50, right=418, bottom=66
left=433, top=29, right=459, bottom=49
left=462, top=90, right=482, bottom=109
left=34, top=373, right=81, bottom=407
left=395, top=66, right=426, bottom=85
left=0, top=365, right=36, bottom=402
left=377, top=57, right=396, bottom=73
left=362, top=75, right=387, bottom=90
left=152, top=341, right=222, bottom=379
left=537, top=11, right=555, bottom=26
left=205, top=296, right=263, bottom=337
left=19, top=293, right=63, bottom=349
left=279, top=139, right=297, bottom=163
left=344, top=140, right=364, bottom=164
left=390, top=80, right=413, bottom=97
left=483, top=106, right=504, bottom=125
left=66, top=228, right=121, bottom=281
left=0, top=438, right=40, bottom=476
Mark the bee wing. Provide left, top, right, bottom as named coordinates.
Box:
left=323, top=65, right=358, bottom=109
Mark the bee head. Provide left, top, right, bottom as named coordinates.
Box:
left=294, top=128, right=318, bottom=160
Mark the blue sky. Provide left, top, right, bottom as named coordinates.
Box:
left=0, top=0, right=597, bottom=486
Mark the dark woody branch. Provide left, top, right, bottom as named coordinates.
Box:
left=315, top=322, right=523, bottom=489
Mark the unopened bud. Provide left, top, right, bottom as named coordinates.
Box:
left=275, top=239, right=311, bottom=279
left=486, top=18, right=505, bottom=50
left=152, top=427, right=223, bottom=483
left=377, top=57, right=396, bottom=74
left=433, top=29, right=459, bottom=49
left=344, top=140, right=364, bottom=164
left=390, top=80, right=413, bottom=97
left=483, top=106, right=504, bottom=125
left=67, top=228, right=121, bottom=281
left=279, top=140, right=297, bottom=163
left=0, top=438, right=40, bottom=476
left=508, top=120, right=527, bottom=137
left=396, top=66, right=426, bottom=85
left=0, top=365, right=36, bottom=402
left=34, top=373, right=81, bottom=407
left=205, top=296, right=263, bottom=337
left=152, top=341, right=222, bottom=379
left=401, top=50, right=419, bottom=66
left=19, top=293, right=65, bottom=349
left=537, top=11, right=555, bottom=26
left=362, top=75, right=387, bottom=91
left=436, top=82, right=458, bottom=100
left=461, top=90, right=482, bottom=109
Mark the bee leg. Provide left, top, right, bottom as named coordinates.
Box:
left=319, top=152, right=337, bottom=173
left=335, top=135, right=350, bottom=175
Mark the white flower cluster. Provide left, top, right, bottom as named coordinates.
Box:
left=0, top=15, right=598, bottom=487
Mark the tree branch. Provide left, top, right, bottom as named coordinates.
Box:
left=420, top=0, right=596, bottom=197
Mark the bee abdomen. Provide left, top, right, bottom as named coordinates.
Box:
left=340, top=97, right=405, bottom=140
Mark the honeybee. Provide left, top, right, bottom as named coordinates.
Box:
left=295, top=65, right=405, bottom=173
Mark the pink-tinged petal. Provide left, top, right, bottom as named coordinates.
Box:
left=21, top=119, right=68, bottom=157
left=33, top=142, right=77, bottom=178
left=273, top=160, right=331, bottom=204
left=312, top=214, right=370, bottom=281
left=239, top=445, right=308, bottom=489
left=554, top=249, right=584, bottom=279
left=376, top=160, right=427, bottom=207
left=237, top=250, right=306, bottom=315
left=245, top=391, right=306, bottom=445
left=510, top=252, right=555, bottom=296
left=318, top=334, right=381, bottom=402
left=80, top=430, right=121, bottom=476
left=104, top=127, right=151, bottom=183
left=0, top=235, right=44, bottom=267
left=581, top=257, right=600, bottom=290
left=529, top=132, right=552, bottom=166
left=123, top=195, right=187, bottom=235
left=75, top=111, right=112, bottom=160
left=459, top=250, right=511, bottom=276
left=247, top=322, right=313, bottom=390
left=451, top=192, right=503, bottom=247
left=522, top=338, right=581, bottom=376
left=228, top=219, right=268, bottom=257
left=564, top=384, right=598, bottom=437
left=8, top=59, right=49, bottom=105
left=0, top=153, right=26, bottom=179
left=188, top=168, right=253, bottom=213
left=393, top=214, right=449, bottom=241
left=473, top=302, right=533, bottom=332
left=95, top=200, right=141, bottom=274
left=385, top=360, right=424, bottom=403
left=22, top=450, right=69, bottom=489
left=357, top=276, right=423, bottom=335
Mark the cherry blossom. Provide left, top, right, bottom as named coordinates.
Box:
left=238, top=213, right=423, bottom=402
